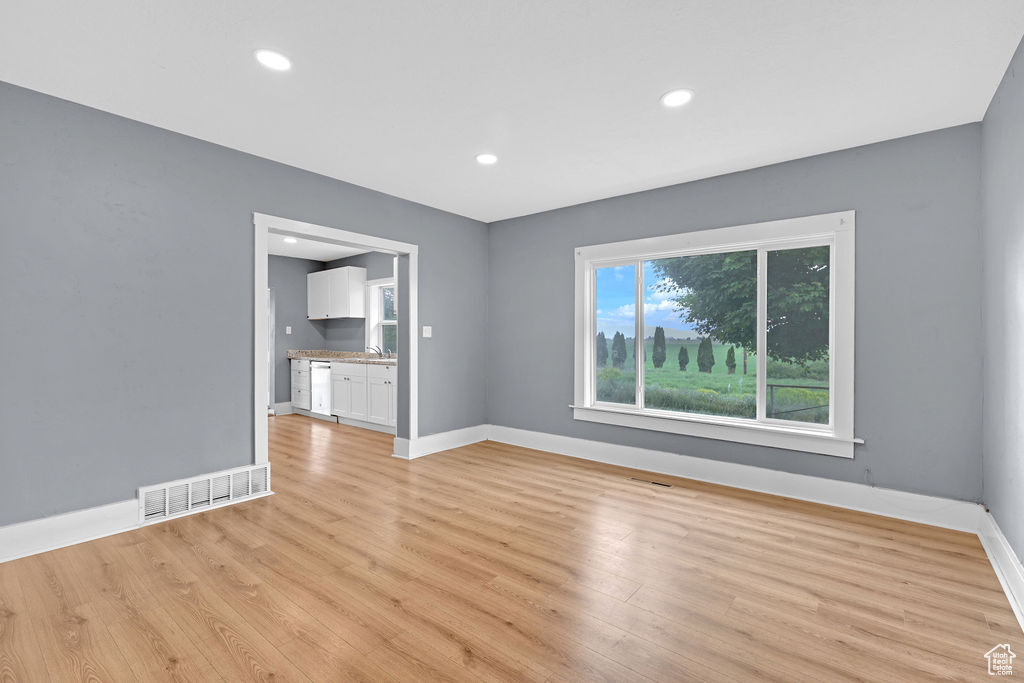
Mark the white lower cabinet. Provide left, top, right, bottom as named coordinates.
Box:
left=331, top=363, right=368, bottom=422
left=367, top=364, right=397, bottom=427
left=290, top=359, right=311, bottom=411
left=296, top=359, right=396, bottom=428
left=368, top=377, right=389, bottom=425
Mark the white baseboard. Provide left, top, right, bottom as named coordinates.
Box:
left=486, top=425, right=984, bottom=533
left=392, top=424, right=493, bottom=460
left=291, top=407, right=338, bottom=423
left=979, top=512, right=1024, bottom=633
left=273, top=402, right=293, bottom=415
left=0, top=499, right=138, bottom=564
left=336, top=416, right=395, bottom=435
left=393, top=437, right=413, bottom=459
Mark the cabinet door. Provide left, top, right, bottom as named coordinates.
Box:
left=327, top=269, right=350, bottom=318
left=388, top=380, right=397, bottom=427
left=349, top=375, right=368, bottom=421
left=331, top=376, right=350, bottom=417
left=291, top=385, right=311, bottom=411
left=367, top=376, right=389, bottom=425
left=307, top=271, right=330, bottom=319
left=346, top=268, right=366, bottom=318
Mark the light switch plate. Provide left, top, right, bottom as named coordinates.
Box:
left=285, top=326, right=292, bottom=334
left=422, top=325, right=432, bottom=338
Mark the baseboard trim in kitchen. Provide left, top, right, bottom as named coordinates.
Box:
left=336, top=416, right=395, bottom=435
left=291, top=407, right=338, bottom=423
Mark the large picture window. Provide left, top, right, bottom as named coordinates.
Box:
left=574, top=211, right=858, bottom=457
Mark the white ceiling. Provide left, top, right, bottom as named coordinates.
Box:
left=267, top=233, right=368, bottom=262
left=2, top=2, right=1023, bottom=223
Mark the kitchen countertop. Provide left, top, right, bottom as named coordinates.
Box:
left=287, top=350, right=398, bottom=365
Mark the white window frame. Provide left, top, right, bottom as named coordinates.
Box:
left=572, top=210, right=860, bottom=458
left=365, top=277, right=397, bottom=352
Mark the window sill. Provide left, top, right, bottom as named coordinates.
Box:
left=571, top=404, right=861, bottom=458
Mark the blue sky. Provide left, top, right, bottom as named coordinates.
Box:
left=595, top=262, right=696, bottom=338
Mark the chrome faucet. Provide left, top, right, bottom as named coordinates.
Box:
left=367, top=345, right=384, bottom=358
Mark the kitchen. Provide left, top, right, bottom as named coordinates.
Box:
left=268, top=233, right=399, bottom=434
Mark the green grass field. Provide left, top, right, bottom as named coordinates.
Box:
left=596, top=338, right=829, bottom=423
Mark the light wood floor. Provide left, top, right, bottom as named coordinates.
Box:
left=0, top=416, right=1020, bottom=681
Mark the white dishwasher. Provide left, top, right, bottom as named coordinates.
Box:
left=310, top=362, right=332, bottom=415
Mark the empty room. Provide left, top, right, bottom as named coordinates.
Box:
left=3, top=1, right=1024, bottom=680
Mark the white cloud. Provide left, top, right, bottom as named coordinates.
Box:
left=614, top=303, right=635, bottom=316
left=644, top=300, right=677, bottom=313
left=604, top=300, right=680, bottom=318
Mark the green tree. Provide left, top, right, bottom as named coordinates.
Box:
left=596, top=332, right=608, bottom=367
left=678, top=345, right=689, bottom=371
left=612, top=332, right=627, bottom=369
left=697, top=337, right=715, bottom=373
left=652, top=327, right=666, bottom=368
left=651, top=247, right=829, bottom=363
left=726, top=345, right=736, bottom=374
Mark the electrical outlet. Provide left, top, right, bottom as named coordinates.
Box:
left=285, top=326, right=292, bottom=334
left=422, top=326, right=432, bottom=338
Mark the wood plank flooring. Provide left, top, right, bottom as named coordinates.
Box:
left=0, top=414, right=1021, bottom=681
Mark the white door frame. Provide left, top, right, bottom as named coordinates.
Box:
left=253, top=212, right=419, bottom=463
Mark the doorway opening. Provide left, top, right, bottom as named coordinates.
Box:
left=253, top=213, right=419, bottom=463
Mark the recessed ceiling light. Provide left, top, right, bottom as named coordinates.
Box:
left=476, top=153, right=498, bottom=166
left=660, top=88, right=694, bottom=108
left=283, top=237, right=298, bottom=244
left=255, top=49, right=291, bottom=72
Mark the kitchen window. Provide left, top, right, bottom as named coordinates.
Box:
left=380, top=285, right=397, bottom=352
left=572, top=211, right=859, bottom=457
left=366, top=280, right=398, bottom=353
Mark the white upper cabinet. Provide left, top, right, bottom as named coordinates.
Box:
left=306, top=271, right=330, bottom=320
left=307, top=266, right=367, bottom=320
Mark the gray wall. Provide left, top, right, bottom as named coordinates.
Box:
left=268, top=255, right=326, bottom=404
left=322, top=251, right=396, bottom=351
left=982, top=36, right=1024, bottom=562
left=487, top=125, right=984, bottom=502
left=0, top=81, right=488, bottom=525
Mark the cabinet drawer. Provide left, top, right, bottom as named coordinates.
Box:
left=330, top=362, right=367, bottom=377
left=290, top=359, right=311, bottom=371
left=291, top=386, right=311, bottom=409
left=367, top=363, right=397, bottom=379
left=291, top=374, right=310, bottom=389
